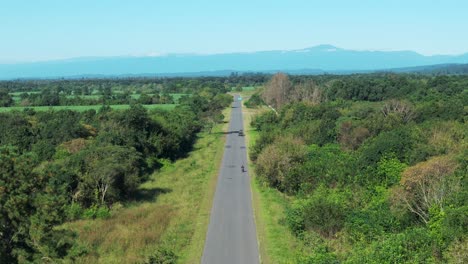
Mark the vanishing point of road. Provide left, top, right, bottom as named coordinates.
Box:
left=201, top=94, right=260, bottom=264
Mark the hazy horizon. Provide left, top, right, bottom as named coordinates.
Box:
left=1, top=0, right=468, bottom=63
left=2, top=43, right=468, bottom=65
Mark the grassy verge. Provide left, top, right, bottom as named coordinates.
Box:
left=62, top=107, right=231, bottom=263
left=0, top=104, right=177, bottom=112
left=241, top=95, right=300, bottom=264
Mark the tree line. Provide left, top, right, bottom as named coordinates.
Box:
left=248, top=73, right=467, bottom=263
left=0, top=88, right=232, bottom=262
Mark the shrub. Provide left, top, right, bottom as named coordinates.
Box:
left=65, top=203, right=83, bottom=221
left=359, top=127, right=415, bottom=169
left=81, top=205, right=111, bottom=219
left=95, top=206, right=111, bottom=219
left=146, top=247, right=178, bottom=264
left=303, top=189, right=349, bottom=238
left=376, top=155, right=407, bottom=187
left=244, top=93, right=264, bottom=108
left=444, top=238, right=468, bottom=264
left=286, top=199, right=307, bottom=236
left=347, top=228, right=434, bottom=264
left=284, top=144, right=356, bottom=194
left=255, top=136, right=307, bottom=191
left=287, top=187, right=350, bottom=238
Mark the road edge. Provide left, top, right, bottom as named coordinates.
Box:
left=184, top=106, right=232, bottom=263
left=240, top=95, right=270, bottom=264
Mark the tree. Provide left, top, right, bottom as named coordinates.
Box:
left=138, top=93, right=153, bottom=104
left=40, top=87, right=60, bottom=106
left=71, top=145, right=143, bottom=206
left=381, top=99, right=415, bottom=123
left=338, top=121, right=370, bottom=150
left=262, top=73, right=292, bottom=108
left=0, top=89, right=13, bottom=107
left=255, top=136, right=307, bottom=191
left=393, top=156, right=459, bottom=224
left=0, top=147, right=73, bottom=262
left=290, top=80, right=322, bottom=105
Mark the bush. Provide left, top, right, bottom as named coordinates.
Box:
left=303, top=188, right=349, bottom=238
left=286, top=187, right=350, bottom=238
left=255, top=136, right=307, bottom=191
left=146, top=247, right=178, bottom=264
left=344, top=188, right=401, bottom=244
left=286, top=199, right=307, bottom=236
left=444, top=238, right=468, bottom=264
left=296, top=251, right=339, bottom=264
left=95, top=206, right=111, bottom=219
left=65, top=203, right=83, bottom=221
left=244, top=93, right=264, bottom=108
left=375, top=155, right=407, bottom=187
left=430, top=205, right=468, bottom=256
left=82, top=205, right=98, bottom=219
left=347, top=227, right=434, bottom=264
left=293, top=231, right=340, bottom=263
left=358, top=127, right=415, bottom=172
left=81, top=205, right=111, bottom=219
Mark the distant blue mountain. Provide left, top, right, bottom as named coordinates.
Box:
left=1, top=45, right=468, bottom=79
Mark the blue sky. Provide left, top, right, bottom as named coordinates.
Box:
left=1, top=0, right=467, bottom=63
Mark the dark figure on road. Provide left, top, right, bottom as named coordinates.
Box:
left=241, top=165, right=245, bottom=172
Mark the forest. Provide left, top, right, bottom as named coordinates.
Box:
left=0, top=80, right=232, bottom=262
left=0, top=73, right=466, bottom=263
left=247, top=73, right=467, bottom=263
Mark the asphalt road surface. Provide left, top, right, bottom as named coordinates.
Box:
left=201, top=95, right=259, bottom=264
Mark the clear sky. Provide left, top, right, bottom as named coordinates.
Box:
left=1, top=0, right=467, bottom=63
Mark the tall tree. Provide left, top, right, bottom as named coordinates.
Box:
left=393, top=156, right=459, bottom=223
left=262, top=73, right=292, bottom=108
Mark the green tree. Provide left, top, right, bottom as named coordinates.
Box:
left=0, top=89, right=13, bottom=107
left=0, top=147, right=73, bottom=262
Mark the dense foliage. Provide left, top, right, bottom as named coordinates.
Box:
left=0, top=86, right=232, bottom=262
left=249, top=73, right=467, bottom=263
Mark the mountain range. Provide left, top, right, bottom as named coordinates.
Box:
left=1, top=45, right=468, bottom=79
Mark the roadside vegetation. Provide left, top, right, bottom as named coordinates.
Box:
left=62, top=107, right=230, bottom=263
left=245, top=73, right=467, bottom=263
left=1, top=73, right=466, bottom=263
left=0, top=80, right=233, bottom=262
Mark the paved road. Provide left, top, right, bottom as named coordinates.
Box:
left=201, top=95, right=259, bottom=264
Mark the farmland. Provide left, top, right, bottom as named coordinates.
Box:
left=0, top=104, right=176, bottom=112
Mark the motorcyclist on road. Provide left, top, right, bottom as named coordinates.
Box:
left=241, top=165, right=245, bottom=172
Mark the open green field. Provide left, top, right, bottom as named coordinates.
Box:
left=0, top=104, right=177, bottom=112
left=65, top=95, right=101, bottom=99
left=61, top=107, right=230, bottom=263
left=9, top=92, right=188, bottom=102
left=129, top=93, right=188, bottom=101
left=9, top=91, right=41, bottom=102
left=8, top=91, right=41, bottom=96
left=231, top=86, right=257, bottom=91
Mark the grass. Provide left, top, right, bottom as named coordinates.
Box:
left=8, top=91, right=41, bottom=96
left=9, top=92, right=188, bottom=104
left=241, top=92, right=300, bottom=264
left=129, top=93, right=188, bottom=101
left=62, top=107, right=231, bottom=263
left=0, top=104, right=177, bottom=112
left=65, top=95, right=101, bottom=99
left=231, top=86, right=257, bottom=92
